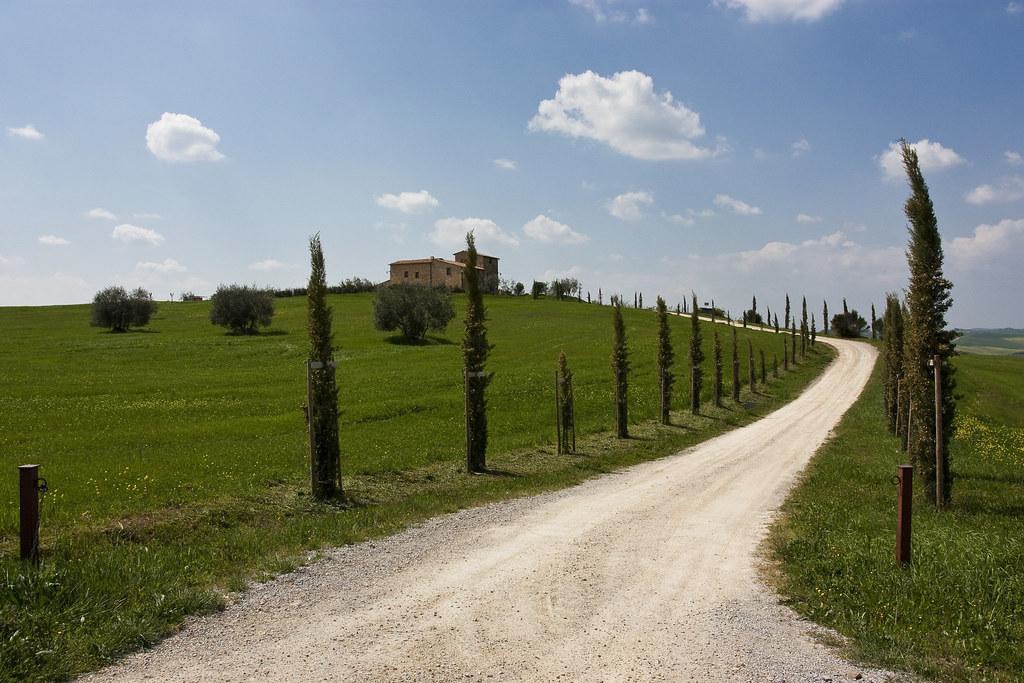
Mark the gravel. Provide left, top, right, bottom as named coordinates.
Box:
left=83, top=337, right=913, bottom=682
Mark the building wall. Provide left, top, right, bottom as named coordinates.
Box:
left=388, top=259, right=466, bottom=289
left=452, top=251, right=499, bottom=294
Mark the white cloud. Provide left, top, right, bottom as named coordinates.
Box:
left=665, top=213, right=695, bottom=226
left=607, top=191, right=654, bottom=221
left=714, top=194, right=762, bottom=216
left=878, top=139, right=965, bottom=180
left=431, top=217, right=520, bottom=249
left=493, top=158, right=517, bottom=170
left=145, top=112, right=225, bottom=162
left=716, top=0, right=843, bottom=22
left=523, top=214, right=589, bottom=244
left=529, top=70, right=713, bottom=161
left=791, top=138, right=811, bottom=157
left=7, top=124, right=43, bottom=140
left=38, top=235, right=69, bottom=246
left=136, top=258, right=186, bottom=273
left=1005, top=150, right=1023, bottom=166
left=375, top=190, right=440, bottom=214
left=950, top=219, right=1024, bottom=267
left=248, top=259, right=292, bottom=271
left=569, top=0, right=653, bottom=24
left=86, top=207, right=117, bottom=220
left=964, top=177, right=1024, bottom=205
left=729, top=231, right=899, bottom=275
left=112, top=224, right=164, bottom=246
left=1008, top=2, right=1024, bottom=14
left=796, top=213, right=823, bottom=224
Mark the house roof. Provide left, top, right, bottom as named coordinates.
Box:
left=389, top=257, right=483, bottom=270
left=452, top=250, right=499, bottom=260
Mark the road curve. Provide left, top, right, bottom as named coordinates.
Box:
left=86, top=337, right=899, bottom=682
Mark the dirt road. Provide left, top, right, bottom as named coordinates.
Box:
left=87, top=337, right=900, bottom=682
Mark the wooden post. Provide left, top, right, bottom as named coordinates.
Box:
left=896, top=464, right=913, bottom=566
left=554, top=370, right=562, bottom=455
left=20, top=465, right=43, bottom=563
left=306, top=361, right=317, bottom=494
left=933, top=354, right=945, bottom=508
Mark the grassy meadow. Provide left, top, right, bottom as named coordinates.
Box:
left=769, top=353, right=1024, bottom=681
left=0, top=293, right=832, bottom=681
left=955, top=328, right=1024, bottom=357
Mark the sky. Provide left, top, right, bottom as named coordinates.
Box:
left=1, top=0, right=1022, bottom=328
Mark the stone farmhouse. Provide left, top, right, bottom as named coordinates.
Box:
left=388, top=251, right=500, bottom=294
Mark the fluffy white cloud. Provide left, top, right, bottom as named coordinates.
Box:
left=964, top=177, right=1024, bottom=205
left=38, top=235, right=69, bottom=246
left=375, top=190, right=440, bottom=214
left=523, top=214, right=588, bottom=244
left=716, top=0, right=844, bottom=22
left=431, top=218, right=519, bottom=248
left=112, top=224, right=164, bottom=246
left=714, top=194, right=762, bottom=216
left=791, top=138, right=811, bottom=156
left=7, top=124, right=43, bottom=140
left=569, top=0, right=653, bottom=24
left=86, top=207, right=116, bottom=220
left=248, top=259, right=291, bottom=271
left=878, top=139, right=965, bottom=180
left=529, top=70, right=712, bottom=161
left=607, top=191, right=654, bottom=221
left=950, top=219, right=1024, bottom=267
left=797, top=213, right=823, bottom=223
left=136, top=258, right=186, bottom=273
left=1004, top=151, right=1023, bottom=166
left=145, top=112, right=225, bottom=162
left=665, top=213, right=695, bottom=226
left=493, top=158, right=517, bottom=170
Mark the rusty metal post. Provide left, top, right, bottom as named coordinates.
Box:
left=19, top=464, right=41, bottom=563
left=896, top=464, right=913, bottom=566
left=933, top=354, right=945, bottom=508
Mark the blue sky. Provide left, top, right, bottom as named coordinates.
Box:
left=2, top=0, right=1022, bottom=327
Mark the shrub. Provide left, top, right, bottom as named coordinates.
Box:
left=209, top=285, right=275, bottom=334
left=830, top=310, right=868, bottom=338
left=91, top=286, right=157, bottom=331
left=373, top=284, right=455, bottom=341
left=531, top=281, right=547, bottom=299
left=337, top=277, right=376, bottom=294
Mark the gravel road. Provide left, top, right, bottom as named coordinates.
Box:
left=85, top=337, right=906, bottom=682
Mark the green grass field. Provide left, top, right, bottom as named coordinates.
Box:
left=0, top=294, right=832, bottom=681
left=955, top=328, right=1024, bottom=356
left=769, top=352, right=1024, bottom=681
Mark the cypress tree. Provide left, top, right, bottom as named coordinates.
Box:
left=752, top=294, right=757, bottom=318
left=783, top=337, right=789, bottom=371
left=690, top=293, right=704, bottom=414
left=307, top=234, right=342, bottom=499
left=731, top=326, right=741, bottom=402
left=791, top=322, right=797, bottom=364
left=871, top=303, right=877, bottom=340
left=676, top=302, right=681, bottom=315
left=823, top=300, right=829, bottom=335
left=598, top=288, right=602, bottom=305
left=801, top=296, right=809, bottom=356
left=747, top=339, right=756, bottom=392
left=463, top=232, right=491, bottom=473
left=882, top=292, right=905, bottom=433
left=656, top=296, right=674, bottom=424
left=639, top=292, right=643, bottom=309
left=901, top=141, right=956, bottom=504
left=611, top=296, right=630, bottom=438
left=713, top=330, right=723, bottom=408
left=710, top=300, right=716, bottom=324
left=784, top=294, right=791, bottom=331
left=774, top=313, right=779, bottom=335
left=811, top=315, right=817, bottom=346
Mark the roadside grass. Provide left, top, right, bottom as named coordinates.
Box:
left=0, top=294, right=830, bottom=681
left=768, top=351, right=1024, bottom=682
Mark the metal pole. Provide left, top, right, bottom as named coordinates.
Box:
left=934, top=354, right=945, bottom=508
left=19, top=464, right=40, bottom=563
left=896, top=464, right=913, bottom=566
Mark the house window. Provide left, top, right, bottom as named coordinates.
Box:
left=404, top=271, right=409, bottom=278
left=415, top=271, right=419, bottom=279
left=446, top=267, right=451, bottom=275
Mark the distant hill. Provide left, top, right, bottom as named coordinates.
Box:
left=955, top=328, right=1024, bottom=356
